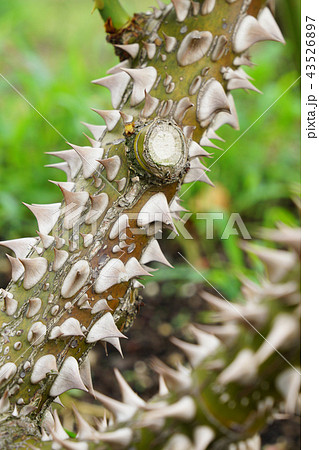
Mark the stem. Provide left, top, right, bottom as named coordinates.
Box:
left=93, top=0, right=131, bottom=31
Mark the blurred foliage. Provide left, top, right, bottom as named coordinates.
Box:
left=0, top=0, right=300, bottom=299
left=0, top=3, right=301, bottom=441
left=277, top=0, right=301, bottom=71
left=0, top=0, right=153, bottom=240
left=157, top=34, right=300, bottom=298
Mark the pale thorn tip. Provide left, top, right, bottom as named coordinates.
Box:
left=91, top=108, right=121, bottom=131
left=193, top=425, right=216, bottom=450
left=172, top=0, right=191, bottom=22
left=92, top=72, right=130, bottom=109
left=31, top=355, right=58, bottom=384
left=218, top=348, right=258, bottom=385
left=0, top=363, right=17, bottom=386
left=23, top=202, right=61, bottom=236
left=49, top=357, right=88, bottom=397
left=121, top=66, right=157, bottom=106
left=0, top=237, right=38, bottom=259
left=86, top=312, right=127, bottom=343
left=79, top=356, right=95, bottom=395
left=61, top=260, right=90, bottom=299
left=46, top=149, right=82, bottom=178
left=60, top=318, right=84, bottom=337
left=177, top=30, right=213, bottom=66
left=140, top=239, right=173, bottom=268
left=19, top=257, right=48, bottom=290
left=68, top=143, right=103, bottom=179
left=98, top=155, right=121, bottom=181
left=114, top=43, right=140, bottom=59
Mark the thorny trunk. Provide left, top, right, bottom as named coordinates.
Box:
left=0, top=0, right=296, bottom=448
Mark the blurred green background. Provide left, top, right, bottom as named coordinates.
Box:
left=0, top=1, right=301, bottom=441
left=0, top=0, right=300, bottom=299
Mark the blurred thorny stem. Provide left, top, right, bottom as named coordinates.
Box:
left=93, top=0, right=131, bottom=31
